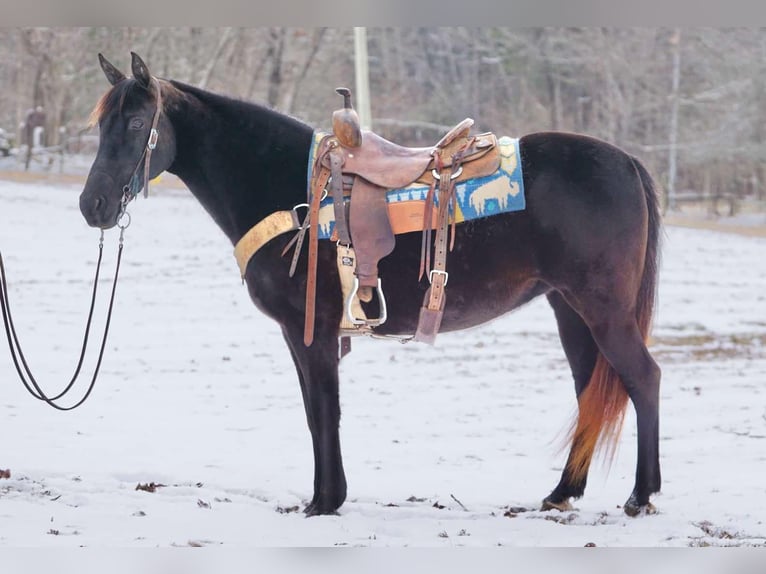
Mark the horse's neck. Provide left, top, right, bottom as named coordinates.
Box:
left=165, top=89, right=313, bottom=245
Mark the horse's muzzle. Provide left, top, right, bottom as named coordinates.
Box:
left=80, top=171, right=120, bottom=229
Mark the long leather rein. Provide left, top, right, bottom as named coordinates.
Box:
left=0, top=227, right=126, bottom=411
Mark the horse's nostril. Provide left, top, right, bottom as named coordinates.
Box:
left=94, top=195, right=105, bottom=212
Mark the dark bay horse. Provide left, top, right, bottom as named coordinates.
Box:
left=80, top=53, right=662, bottom=517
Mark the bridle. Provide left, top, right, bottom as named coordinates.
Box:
left=0, top=76, right=164, bottom=410
left=121, top=76, right=164, bottom=212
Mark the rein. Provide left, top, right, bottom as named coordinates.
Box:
left=0, top=76, right=163, bottom=410
left=0, top=221, right=128, bottom=411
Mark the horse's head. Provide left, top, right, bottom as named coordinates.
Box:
left=80, top=52, right=176, bottom=229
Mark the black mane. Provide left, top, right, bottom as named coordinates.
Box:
left=167, top=79, right=313, bottom=136
left=161, top=80, right=315, bottom=242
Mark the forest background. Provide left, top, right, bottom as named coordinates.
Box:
left=1, top=27, right=765, bottom=211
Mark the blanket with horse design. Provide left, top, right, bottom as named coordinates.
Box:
left=307, top=132, right=526, bottom=240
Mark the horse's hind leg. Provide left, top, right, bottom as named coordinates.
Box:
left=586, top=313, right=661, bottom=516
left=541, top=291, right=599, bottom=511
left=543, top=291, right=661, bottom=516
left=282, top=328, right=347, bottom=516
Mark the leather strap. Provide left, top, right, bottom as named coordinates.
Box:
left=415, top=139, right=473, bottom=343
left=427, top=164, right=453, bottom=312
left=448, top=140, right=472, bottom=251
left=340, top=336, right=352, bottom=359
left=419, top=153, right=440, bottom=281
left=234, top=210, right=301, bottom=277
left=285, top=207, right=310, bottom=278
left=413, top=170, right=451, bottom=343
left=142, top=77, right=163, bottom=198
left=121, top=76, right=164, bottom=202
left=304, top=140, right=334, bottom=346
left=329, top=149, right=350, bottom=245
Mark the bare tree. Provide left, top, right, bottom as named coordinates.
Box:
left=0, top=26, right=764, bottom=211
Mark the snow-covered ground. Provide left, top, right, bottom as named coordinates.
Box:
left=0, top=177, right=764, bottom=547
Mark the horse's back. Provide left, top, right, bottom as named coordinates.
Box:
left=520, top=131, right=647, bottom=216
left=374, top=131, right=653, bottom=335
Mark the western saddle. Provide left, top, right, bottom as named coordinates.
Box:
left=300, top=88, right=500, bottom=348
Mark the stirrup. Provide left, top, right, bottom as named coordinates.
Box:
left=345, top=277, right=387, bottom=327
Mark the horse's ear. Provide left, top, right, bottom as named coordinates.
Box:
left=98, top=53, right=126, bottom=86
left=130, top=51, right=152, bottom=89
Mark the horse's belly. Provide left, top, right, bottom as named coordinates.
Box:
left=370, top=219, right=544, bottom=336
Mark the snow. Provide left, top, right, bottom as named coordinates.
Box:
left=0, top=177, right=765, bottom=547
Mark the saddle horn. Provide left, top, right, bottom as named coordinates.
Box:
left=332, top=87, right=362, bottom=148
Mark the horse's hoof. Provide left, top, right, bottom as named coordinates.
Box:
left=541, top=497, right=574, bottom=512
left=303, top=501, right=340, bottom=517
left=623, top=500, right=657, bottom=517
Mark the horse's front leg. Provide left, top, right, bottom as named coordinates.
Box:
left=282, top=327, right=347, bottom=516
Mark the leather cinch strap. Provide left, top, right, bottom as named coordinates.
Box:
left=233, top=210, right=302, bottom=277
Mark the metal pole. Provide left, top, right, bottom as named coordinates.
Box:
left=667, top=28, right=682, bottom=211
left=354, top=27, right=372, bottom=130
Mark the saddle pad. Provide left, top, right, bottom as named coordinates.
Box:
left=307, top=132, right=525, bottom=240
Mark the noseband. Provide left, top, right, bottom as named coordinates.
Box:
left=121, top=76, right=163, bottom=212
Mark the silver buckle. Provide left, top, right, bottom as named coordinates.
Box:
left=147, top=128, right=159, bottom=150
left=428, top=269, right=449, bottom=286
left=431, top=165, right=463, bottom=181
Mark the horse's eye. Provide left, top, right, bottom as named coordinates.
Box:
left=129, top=118, right=145, bottom=130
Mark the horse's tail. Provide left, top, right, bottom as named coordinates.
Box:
left=631, top=157, right=662, bottom=340
left=566, top=156, right=662, bottom=483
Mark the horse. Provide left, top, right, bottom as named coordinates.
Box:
left=80, top=53, right=662, bottom=517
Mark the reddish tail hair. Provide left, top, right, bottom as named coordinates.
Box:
left=565, top=157, right=661, bottom=484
